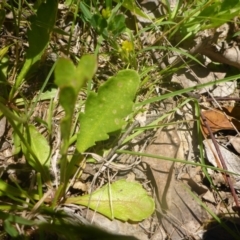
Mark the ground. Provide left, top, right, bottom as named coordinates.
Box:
left=1, top=1, right=240, bottom=240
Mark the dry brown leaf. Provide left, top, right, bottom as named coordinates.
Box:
left=201, top=106, right=240, bottom=135
left=203, top=139, right=240, bottom=189
left=228, top=135, right=240, bottom=154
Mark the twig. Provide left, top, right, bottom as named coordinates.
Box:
left=200, top=111, right=240, bottom=213
left=205, top=97, right=240, bottom=102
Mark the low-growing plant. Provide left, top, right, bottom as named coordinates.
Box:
left=1, top=0, right=240, bottom=239
left=0, top=1, right=155, bottom=237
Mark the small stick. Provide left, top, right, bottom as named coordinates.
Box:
left=200, top=111, right=240, bottom=213
left=205, top=97, right=240, bottom=102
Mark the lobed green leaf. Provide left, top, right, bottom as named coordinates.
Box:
left=77, top=69, right=140, bottom=153
left=55, top=56, right=97, bottom=152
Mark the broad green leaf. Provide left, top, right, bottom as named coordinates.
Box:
left=22, top=124, right=51, bottom=171
left=0, top=105, right=50, bottom=183
left=10, top=0, right=58, bottom=99
left=55, top=55, right=97, bottom=93
left=54, top=55, right=97, bottom=152
left=55, top=58, right=77, bottom=90
left=77, top=70, right=140, bottom=153
left=66, top=179, right=155, bottom=221
left=54, top=55, right=97, bottom=185
left=55, top=58, right=78, bottom=148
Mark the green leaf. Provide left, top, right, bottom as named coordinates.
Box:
left=180, top=1, right=240, bottom=36
left=0, top=179, right=39, bottom=200
left=10, top=0, right=58, bottom=99
left=55, top=55, right=97, bottom=93
left=3, top=220, right=18, bottom=237
left=114, top=0, right=150, bottom=20
left=0, top=210, right=34, bottom=237
left=79, top=2, right=92, bottom=22
left=108, top=14, right=126, bottom=35
left=0, top=211, right=34, bottom=225
left=90, top=14, right=108, bottom=34
left=22, top=124, right=51, bottom=171
left=54, top=55, right=97, bottom=152
left=0, top=104, right=50, bottom=183
left=54, top=55, right=97, bottom=186
left=55, top=59, right=78, bottom=148
left=77, top=69, right=140, bottom=153
left=66, top=179, right=155, bottom=221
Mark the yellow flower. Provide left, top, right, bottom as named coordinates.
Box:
left=121, top=40, right=133, bottom=52
left=102, top=8, right=111, bottom=19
